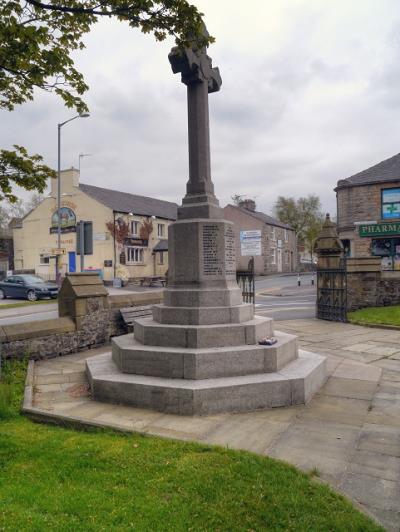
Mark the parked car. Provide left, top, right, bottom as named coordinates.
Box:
left=0, top=275, right=58, bottom=301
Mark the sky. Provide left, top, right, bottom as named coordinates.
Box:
left=3, top=0, right=400, bottom=217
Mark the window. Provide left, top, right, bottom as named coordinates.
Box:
left=271, top=227, right=276, bottom=241
left=40, top=254, right=50, bottom=265
left=131, top=221, right=140, bottom=236
left=271, top=248, right=276, bottom=264
left=382, top=188, right=400, bottom=219
left=284, top=229, right=288, bottom=242
left=126, top=247, right=144, bottom=263
left=158, top=224, right=164, bottom=237
left=158, top=251, right=164, bottom=265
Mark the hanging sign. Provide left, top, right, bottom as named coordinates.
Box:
left=359, top=222, right=400, bottom=237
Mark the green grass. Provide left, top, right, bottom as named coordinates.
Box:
left=0, top=361, right=383, bottom=531
left=0, top=299, right=56, bottom=310
left=348, top=305, right=400, bottom=327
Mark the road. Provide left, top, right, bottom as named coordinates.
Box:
left=254, top=273, right=316, bottom=321
left=0, top=274, right=316, bottom=325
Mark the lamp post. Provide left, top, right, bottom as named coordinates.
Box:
left=56, top=113, right=89, bottom=287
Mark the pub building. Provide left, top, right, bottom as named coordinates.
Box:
left=13, top=168, right=177, bottom=282
left=336, top=152, right=400, bottom=270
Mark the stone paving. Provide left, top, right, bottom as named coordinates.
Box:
left=26, top=319, right=400, bottom=531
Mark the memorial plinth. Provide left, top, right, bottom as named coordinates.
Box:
left=86, top=30, right=326, bottom=415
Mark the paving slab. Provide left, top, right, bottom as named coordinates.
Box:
left=24, top=319, right=400, bottom=531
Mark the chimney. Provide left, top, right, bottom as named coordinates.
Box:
left=50, top=167, right=80, bottom=197
left=238, top=199, right=256, bottom=212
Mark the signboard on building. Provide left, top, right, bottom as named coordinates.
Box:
left=359, top=222, right=400, bottom=237
left=382, top=188, right=400, bottom=219
left=240, top=230, right=262, bottom=256
left=124, top=237, right=148, bottom=247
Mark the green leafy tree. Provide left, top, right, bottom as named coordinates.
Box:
left=273, top=194, right=324, bottom=246
left=1, top=0, right=210, bottom=201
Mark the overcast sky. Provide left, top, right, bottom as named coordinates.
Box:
left=2, top=0, right=400, bottom=216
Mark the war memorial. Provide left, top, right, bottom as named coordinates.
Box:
left=86, top=34, right=326, bottom=415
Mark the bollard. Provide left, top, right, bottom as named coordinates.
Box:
left=311, top=272, right=315, bottom=286
left=297, top=273, right=301, bottom=287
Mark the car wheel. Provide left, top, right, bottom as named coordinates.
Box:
left=27, top=290, right=38, bottom=302
left=0, top=289, right=6, bottom=300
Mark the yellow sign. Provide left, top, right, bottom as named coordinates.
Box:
left=51, top=248, right=66, bottom=255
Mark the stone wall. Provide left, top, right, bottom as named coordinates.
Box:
left=0, top=288, right=163, bottom=361
left=346, top=258, right=400, bottom=310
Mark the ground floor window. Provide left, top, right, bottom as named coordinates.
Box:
left=158, top=251, right=164, bottom=265
left=341, top=239, right=351, bottom=258
left=371, top=238, right=400, bottom=270
left=40, top=254, right=50, bottom=264
left=126, top=247, right=144, bottom=264
left=271, top=248, right=276, bottom=265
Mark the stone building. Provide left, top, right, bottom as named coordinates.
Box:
left=13, top=168, right=177, bottom=282
left=223, top=200, right=296, bottom=275
left=336, top=153, right=400, bottom=270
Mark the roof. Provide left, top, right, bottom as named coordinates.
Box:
left=228, top=204, right=292, bottom=230
left=153, top=239, right=168, bottom=252
left=79, top=183, right=178, bottom=220
left=336, top=153, right=400, bottom=190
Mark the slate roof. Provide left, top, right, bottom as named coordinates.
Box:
left=153, top=239, right=168, bottom=252
left=229, top=205, right=292, bottom=230
left=336, top=153, right=400, bottom=190
left=79, top=183, right=178, bottom=220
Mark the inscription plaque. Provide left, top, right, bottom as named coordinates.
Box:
left=202, top=224, right=223, bottom=276
left=225, top=225, right=236, bottom=277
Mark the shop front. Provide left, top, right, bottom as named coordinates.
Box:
left=359, top=222, right=400, bottom=271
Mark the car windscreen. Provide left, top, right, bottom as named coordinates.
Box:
left=21, top=275, right=46, bottom=284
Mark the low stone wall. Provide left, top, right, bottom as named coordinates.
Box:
left=0, top=290, right=163, bottom=360
left=347, top=269, right=400, bottom=311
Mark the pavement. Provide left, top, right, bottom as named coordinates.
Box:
left=26, top=318, right=400, bottom=531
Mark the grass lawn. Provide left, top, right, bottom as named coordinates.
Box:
left=0, top=299, right=56, bottom=310
left=348, top=305, right=400, bottom=327
left=0, top=361, right=383, bottom=531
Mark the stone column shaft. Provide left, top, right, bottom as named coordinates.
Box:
left=186, top=81, right=213, bottom=196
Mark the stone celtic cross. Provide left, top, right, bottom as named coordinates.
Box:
left=169, top=27, right=222, bottom=219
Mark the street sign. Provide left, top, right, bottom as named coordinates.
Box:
left=240, top=230, right=262, bottom=256
left=51, top=248, right=66, bottom=255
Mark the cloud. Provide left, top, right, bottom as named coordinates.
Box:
left=2, top=0, right=400, bottom=219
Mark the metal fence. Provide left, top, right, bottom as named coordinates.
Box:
left=236, top=258, right=255, bottom=304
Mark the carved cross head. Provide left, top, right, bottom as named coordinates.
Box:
left=168, top=25, right=222, bottom=93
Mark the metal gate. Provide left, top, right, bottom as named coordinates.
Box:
left=236, top=258, right=255, bottom=304
left=316, top=261, right=347, bottom=322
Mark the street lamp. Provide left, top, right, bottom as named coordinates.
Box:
left=56, top=113, right=90, bottom=287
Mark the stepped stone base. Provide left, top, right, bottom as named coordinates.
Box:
left=86, top=348, right=326, bottom=415
left=134, top=315, right=273, bottom=348
left=112, top=331, right=298, bottom=379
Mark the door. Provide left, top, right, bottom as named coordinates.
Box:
left=68, top=251, right=76, bottom=273
left=277, top=249, right=282, bottom=272
left=5, top=276, right=25, bottom=298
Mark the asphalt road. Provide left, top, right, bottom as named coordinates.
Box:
left=254, top=273, right=316, bottom=321
left=0, top=274, right=316, bottom=325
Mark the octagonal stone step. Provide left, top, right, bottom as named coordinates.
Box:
left=86, top=350, right=327, bottom=415
left=133, top=316, right=273, bottom=349
left=152, top=302, right=254, bottom=325
left=112, top=331, right=298, bottom=379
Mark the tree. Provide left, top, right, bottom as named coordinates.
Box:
left=273, top=195, right=323, bottom=244
left=1, top=1, right=210, bottom=201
